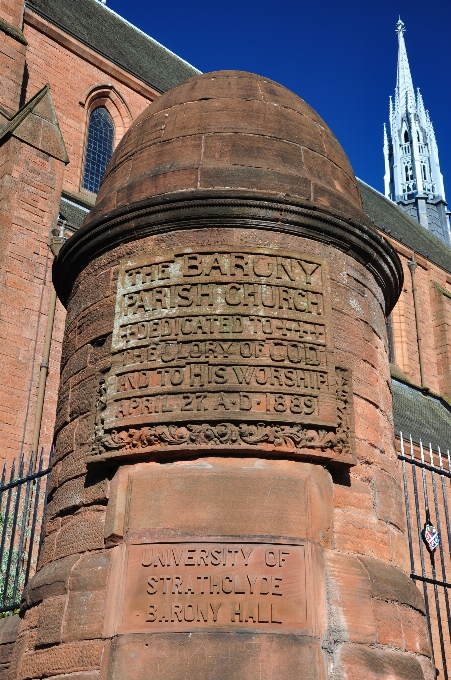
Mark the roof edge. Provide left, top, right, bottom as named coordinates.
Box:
left=96, top=3, right=201, bottom=76
left=24, top=1, right=200, bottom=94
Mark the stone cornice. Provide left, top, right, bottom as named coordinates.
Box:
left=0, top=16, right=27, bottom=45
left=53, top=189, right=404, bottom=314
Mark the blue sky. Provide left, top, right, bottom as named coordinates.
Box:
left=106, top=0, right=450, bottom=196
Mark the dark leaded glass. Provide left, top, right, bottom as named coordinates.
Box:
left=83, top=107, right=114, bottom=194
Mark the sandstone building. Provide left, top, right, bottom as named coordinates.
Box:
left=0, top=2, right=451, bottom=679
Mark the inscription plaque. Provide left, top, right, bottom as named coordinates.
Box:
left=119, top=542, right=310, bottom=634
left=92, top=248, right=355, bottom=465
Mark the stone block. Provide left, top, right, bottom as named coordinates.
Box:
left=18, top=606, right=41, bottom=634
left=0, top=614, right=19, bottom=644
left=21, top=555, right=78, bottom=609
left=69, top=552, right=111, bottom=593
left=373, top=599, right=403, bottom=648
left=359, top=556, right=425, bottom=613
left=54, top=382, right=70, bottom=434
left=59, top=447, right=89, bottom=485
left=54, top=511, right=104, bottom=560
left=63, top=590, right=106, bottom=642
left=388, top=526, right=411, bottom=573
left=69, top=375, right=98, bottom=420
left=61, top=343, right=91, bottom=384
left=200, top=165, right=312, bottom=199
left=0, top=642, right=15, bottom=665
left=35, top=596, right=65, bottom=646
left=46, top=474, right=108, bottom=518
left=17, top=640, right=103, bottom=680
left=374, top=469, right=406, bottom=531
left=334, top=510, right=390, bottom=560
left=48, top=462, right=61, bottom=495
left=75, top=414, right=95, bottom=448
left=66, top=270, right=112, bottom=327
left=60, top=325, right=77, bottom=370
left=418, top=656, right=437, bottom=680
left=399, top=606, right=431, bottom=656
left=108, top=634, right=327, bottom=680
left=46, top=476, right=84, bottom=518
left=303, top=147, right=360, bottom=208
left=333, top=476, right=373, bottom=515
left=36, top=533, right=56, bottom=569
left=51, top=418, right=77, bottom=465
left=326, top=552, right=376, bottom=644
left=6, top=631, right=28, bottom=680
left=312, top=182, right=362, bottom=219
left=90, top=334, right=112, bottom=365
left=76, top=300, right=115, bottom=350
left=113, top=460, right=333, bottom=543
left=336, top=644, right=424, bottom=680
left=42, top=516, right=61, bottom=539
left=203, top=133, right=307, bottom=178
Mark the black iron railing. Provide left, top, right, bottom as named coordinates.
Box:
left=0, top=450, right=51, bottom=613
left=400, top=433, right=451, bottom=680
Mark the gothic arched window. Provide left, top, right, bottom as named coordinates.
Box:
left=83, top=107, right=114, bottom=194
left=404, top=130, right=409, bottom=143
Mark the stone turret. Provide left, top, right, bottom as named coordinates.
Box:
left=10, top=71, right=433, bottom=680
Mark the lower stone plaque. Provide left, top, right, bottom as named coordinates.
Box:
left=119, top=541, right=309, bottom=634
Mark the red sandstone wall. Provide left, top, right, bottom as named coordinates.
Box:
left=0, top=0, right=23, bottom=27
left=22, top=15, right=158, bottom=202
left=0, top=135, right=64, bottom=462
left=0, top=10, right=158, bottom=466
left=388, top=239, right=451, bottom=398
left=0, top=0, right=26, bottom=116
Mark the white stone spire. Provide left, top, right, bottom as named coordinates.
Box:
left=384, top=19, right=450, bottom=244
left=395, top=19, right=415, bottom=113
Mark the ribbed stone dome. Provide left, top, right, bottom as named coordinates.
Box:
left=88, top=70, right=363, bottom=223
left=55, top=71, right=402, bottom=313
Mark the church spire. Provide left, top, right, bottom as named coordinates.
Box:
left=395, top=19, right=415, bottom=113
left=384, top=19, right=450, bottom=244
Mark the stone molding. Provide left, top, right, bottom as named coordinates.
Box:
left=0, top=16, right=27, bottom=44
left=53, top=189, right=403, bottom=313
left=0, top=84, right=69, bottom=164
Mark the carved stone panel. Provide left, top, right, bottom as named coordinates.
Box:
left=91, top=247, right=355, bottom=465
left=117, top=540, right=324, bottom=636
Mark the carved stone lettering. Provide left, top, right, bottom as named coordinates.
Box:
left=91, top=248, right=355, bottom=465
left=119, top=542, right=309, bottom=634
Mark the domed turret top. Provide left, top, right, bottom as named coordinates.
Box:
left=88, top=70, right=363, bottom=222
left=55, top=71, right=402, bottom=313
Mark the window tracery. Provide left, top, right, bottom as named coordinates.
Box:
left=82, top=106, right=114, bottom=194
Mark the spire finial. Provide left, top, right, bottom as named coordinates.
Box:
left=396, top=18, right=405, bottom=34
left=395, top=17, right=415, bottom=112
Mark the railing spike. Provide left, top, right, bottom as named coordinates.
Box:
left=9, top=459, right=15, bottom=483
